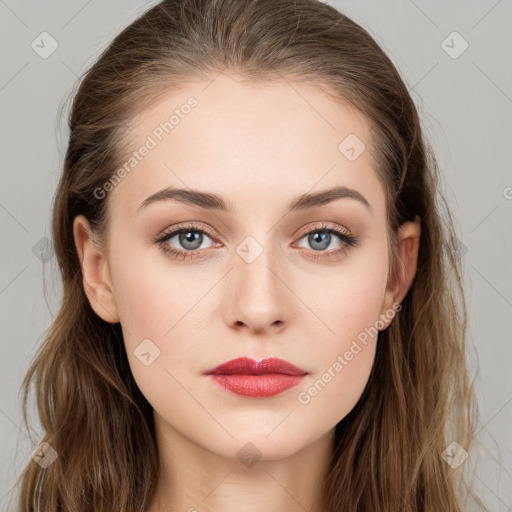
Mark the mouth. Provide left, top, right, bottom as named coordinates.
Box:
left=203, top=357, right=308, bottom=397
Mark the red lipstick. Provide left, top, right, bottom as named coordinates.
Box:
left=203, top=357, right=308, bottom=397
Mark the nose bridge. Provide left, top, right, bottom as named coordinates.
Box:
left=224, top=232, right=288, bottom=332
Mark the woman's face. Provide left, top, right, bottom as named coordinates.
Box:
left=75, top=74, right=414, bottom=461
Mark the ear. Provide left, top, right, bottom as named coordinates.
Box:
left=378, top=215, right=421, bottom=330
left=73, top=214, right=120, bottom=323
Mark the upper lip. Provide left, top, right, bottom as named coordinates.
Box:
left=203, top=357, right=308, bottom=376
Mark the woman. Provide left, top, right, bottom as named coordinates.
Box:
left=16, top=0, right=488, bottom=510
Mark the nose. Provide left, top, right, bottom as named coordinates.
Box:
left=222, top=246, right=289, bottom=335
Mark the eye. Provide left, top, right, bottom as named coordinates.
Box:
left=154, top=223, right=218, bottom=260
left=154, top=222, right=359, bottom=261
left=293, top=222, right=359, bottom=259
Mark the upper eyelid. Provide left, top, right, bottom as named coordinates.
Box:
left=295, top=223, right=351, bottom=238
left=157, top=222, right=215, bottom=241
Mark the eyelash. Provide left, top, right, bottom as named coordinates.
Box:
left=154, top=222, right=359, bottom=261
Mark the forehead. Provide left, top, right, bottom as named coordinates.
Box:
left=108, top=73, right=385, bottom=219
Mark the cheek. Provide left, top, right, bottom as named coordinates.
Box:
left=109, top=254, right=190, bottom=407
left=110, top=265, right=168, bottom=338
left=301, top=237, right=389, bottom=343
left=294, top=242, right=389, bottom=423
left=108, top=246, right=215, bottom=387
left=109, top=243, right=194, bottom=338
left=296, top=288, right=381, bottom=431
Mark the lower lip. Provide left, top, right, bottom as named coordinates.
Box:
left=207, top=374, right=306, bottom=397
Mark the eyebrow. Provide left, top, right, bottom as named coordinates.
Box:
left=138, top=185, right=373, bottom=215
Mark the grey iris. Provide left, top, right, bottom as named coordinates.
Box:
left=180, top=231, right=203, bottom=250
left=309, top=231, right=331, bottom=251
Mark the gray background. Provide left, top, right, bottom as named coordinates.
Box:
left=1, top=0, right=511, bottom=510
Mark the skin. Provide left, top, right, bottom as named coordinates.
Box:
left=73, top=73, right=421, bottom=512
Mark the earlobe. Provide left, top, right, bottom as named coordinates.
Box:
left=378, top=216, right=422, bottom=329
left=73, top=215, right=120, bottom=324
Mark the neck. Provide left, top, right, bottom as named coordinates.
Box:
left=145, top=412, right=334, bottom=512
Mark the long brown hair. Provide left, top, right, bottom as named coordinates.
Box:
left=15, top=0, right=488, bottom=510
